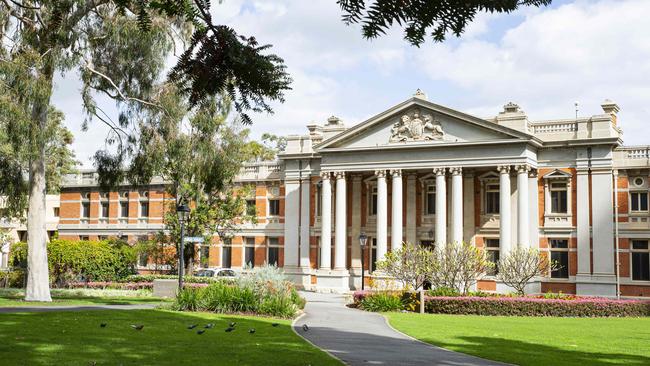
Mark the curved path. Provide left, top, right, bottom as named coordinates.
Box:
left=294, top=292, right=507, bottom=366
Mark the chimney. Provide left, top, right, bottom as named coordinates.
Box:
left=322, top=115, right=346, bottom=140
left=496, top=102, right=529, bottom=133
left=601, top=99, right=620, bottom=125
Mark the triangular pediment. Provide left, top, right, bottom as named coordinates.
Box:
left=543, top=169, right=573, bottom=179
left=316, top=98, right=534, bottom=151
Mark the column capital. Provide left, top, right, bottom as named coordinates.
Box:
left=390, top=169, right=402, bottom=178
left=334, top=171, right=346, bottom=180
left=375, top=169, right=387, bottom=178
left=449, top=167, right=463, bottom=176
left=351, top=174, right=363, bottom=182
left=528, top=168, right=538, bottom=178
left=433, top=167, right=446, bottom=176
left=497, top=165, right=511, bottom=174
left=320, top=171, right=331, bottom=180
left=514, top=164, right=530, bottom=174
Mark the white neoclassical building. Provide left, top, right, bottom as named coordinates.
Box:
left=279, top=90, right=650, bottom=297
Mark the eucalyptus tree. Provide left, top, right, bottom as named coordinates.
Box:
left=0, top=1, right=290, bottom=301
left=337, top=0, right=552, bottom=45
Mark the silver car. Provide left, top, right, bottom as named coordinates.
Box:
left=194, top=268, right=239, bottom=278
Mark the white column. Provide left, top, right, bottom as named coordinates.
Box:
left=498, top=165, right=512, bottom=256
left=406, top=174, right=417, bottom=244
left=592, top=169, right=615, bottom=277
left=299, top=178, right=311, bottom=268
left=283, top=180, right=300, bottom=267
left=528, top=169, right=539, bottom=248
left=450, top=167, right=463, bottom=244
left=463, top=172, right=475, bottom=244
left=576, top=169, right=591, bottom=276
left=334, top=171, right=347, bottom=270
left=350, top=175, right=362, bottom=269
left=516, top=165, right=530, bottom=247
left=319, top=172, right=332, bottom=269
left=434, top=168, right=447, bottom=247
left=391, top=169, right=403, bottom=252
left=376, top=170, right=388, bottom=261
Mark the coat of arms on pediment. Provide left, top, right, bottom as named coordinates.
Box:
left=390, top=109, right=444, bottom=142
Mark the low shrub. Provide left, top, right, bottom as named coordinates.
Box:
left=120, top=274, right=225, bottom=284
left=427, top=286, right=460, bottom=297
left=358, top=291, right=404, bottom=312
left=424, top=296, right=650, bottom=317
left=67, top=281, right=209, bottom=290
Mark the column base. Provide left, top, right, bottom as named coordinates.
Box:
left=348, top=267, right=363, bottom=290
left=283, top=266, right=313, bottom=291
left=315, top=269, right=350, bottom=293
left=576, top=274, right=617, bottom=297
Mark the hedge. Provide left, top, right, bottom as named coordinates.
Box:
left=353, top=291, right=650, bottom=317
left=67, top=281, right=209, bottom=290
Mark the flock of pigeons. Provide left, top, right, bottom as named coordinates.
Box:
left=98, top=321, right=310, bottom=335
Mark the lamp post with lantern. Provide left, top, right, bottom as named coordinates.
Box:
left=359, top=232, right=368, bottom=290
left=176, top=203, right=191, bottom=290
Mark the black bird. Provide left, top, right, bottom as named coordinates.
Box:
left=302, top=324, right=309, bottom=332
left=225, top=327, right=235, bottom=332
left=131, top=324, right=144, bottom=330
left=248, top=328, right=256, bottom=334
left=204, top=323, right=215, bottom=329
left=197, top=329, right=206, bottom=335
left=271, top=323, right=279, bottom=327
left=100, top=323, right=107, bottom=328
left=229, top=322, right=236, bottom=327
left=188, top=324, right=198, bottom=329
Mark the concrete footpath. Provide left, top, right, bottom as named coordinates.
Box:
left=294, top=291, right=507, bottom=366
left=0, top=304, right=156, bottom=313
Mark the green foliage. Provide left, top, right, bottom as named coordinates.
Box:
left=173, top=265, right=303, bottom=318
left=337, top=0, right=552, bottom=46
left=427, top=286, right=461, bottom=297
left=358, top=291, right=404, bottom=312
left=10, top=240, right=137, bottom=286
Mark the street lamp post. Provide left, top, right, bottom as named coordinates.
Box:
left=359, top=232, right=368, bottom=290
left=176, top=204, right=191, bottom=290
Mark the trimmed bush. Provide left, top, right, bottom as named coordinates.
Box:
left=358, top=291, right=404, bottom=312
left=353, top=290, right=650, bottom=317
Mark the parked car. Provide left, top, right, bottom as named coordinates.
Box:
left=194, top=267, right=239, bottom=279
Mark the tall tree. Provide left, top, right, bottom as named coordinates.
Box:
left=337, top=0, right=552, bottom=45
left=0, top=1, right=290, bottom=301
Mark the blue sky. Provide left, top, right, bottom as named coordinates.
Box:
left=54, top=0, right=650, bottom=166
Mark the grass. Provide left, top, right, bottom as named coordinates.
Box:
left=386, top=312, right=650, bottom=366
left=0, top=309, right=341, bottom=366
left=0, top=288, right=171, bottom=307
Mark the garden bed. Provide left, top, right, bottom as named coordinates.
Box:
left=353, top=290, right=650, bottom=317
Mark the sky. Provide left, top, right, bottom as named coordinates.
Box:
left=53, top=0, right=650, bottom=167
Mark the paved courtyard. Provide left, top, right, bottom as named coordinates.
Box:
left=294, top=291, right=507, bottom=366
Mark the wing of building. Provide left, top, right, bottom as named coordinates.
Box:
left=8, top=91, right=650, bottom=297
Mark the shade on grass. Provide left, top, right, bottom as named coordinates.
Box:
left=0, top=310, right=341, bottom=365
left=386, top=313, right=650, bottom=366
left=0, top=288, right=170, bottom=307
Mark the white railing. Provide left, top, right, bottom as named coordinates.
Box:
left=237, top=161, right=283, bottom=181
left=532, top=122, right=578, bottom=134
left=624, top=148, right=650, bottom=159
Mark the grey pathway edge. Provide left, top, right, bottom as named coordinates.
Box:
left=294, top=291, right=508, bottom=366
left=0, top=304, right=157, bottom=313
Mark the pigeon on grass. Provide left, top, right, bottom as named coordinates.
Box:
left=131, top=324, right=144, bottom=330
left=100, top=323, right=107, bottom=328
left=225, top=327, right=235, bottom=332
left=249, top=328, right=256, bottom=334
left=188, top=324, right=198, bottom=329
left=197, top=330, right=206, bottom=335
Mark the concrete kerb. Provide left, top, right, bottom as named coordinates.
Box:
left=291, top=311, right=346, bottom=365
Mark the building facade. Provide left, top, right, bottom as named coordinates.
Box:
left=49, top=91, right=650, bottom=297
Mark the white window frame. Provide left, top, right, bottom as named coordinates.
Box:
left=631, top=239, right=650, bottom=282
left=367, top=183, right=378, bottom=218
left=543, top=170, right=573, bottom=217
left=266, top=237, right=280, bottom=266
left=630, top=191, right=649, bottom=213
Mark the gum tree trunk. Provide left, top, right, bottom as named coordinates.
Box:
left=24, top=67, right=53, bottom=302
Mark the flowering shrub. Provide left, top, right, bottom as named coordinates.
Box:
left=68, top=281, right=209, bottom=290
left=353, top=291, right=650, bottom=317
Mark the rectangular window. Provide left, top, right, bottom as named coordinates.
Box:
left=485, top=239, right=500, bottom=275
left=368, top=186, right=378, bottom=216
left=245, top=247, right=255, bottom=268
left=550, top=182, right=568, bottom=213
left=425, top=184, right=436, bottom=215
left=632, top=240, right=650, bottom=281
left=631, top=192, right=649, bottom=212
left=81, top=202, right=90, bottom=218
left=120, top=201, right=129, bottom=218
left=246, top=199, right=257, bottom=216
left=485, top=183, right=500, bottom=214
left=268, top=199, right=280, bottom=216
left=140, top=201, right=149, bottom=217
left=221, top=238, right=232, bottom=268
left=268, top=247, right=279, bottom=266
left=80, top=235, right=89, bottom=241
left=316, top=185, right=322, bottom=217
left=550, top=239, right=569, bottom=279
left=100, top=201, right=109, bottom=218
left=53, top=207, right=60, bottom=217
left=370, top=238, right=377, bottom=272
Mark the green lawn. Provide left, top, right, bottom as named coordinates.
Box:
left=386, top=313, right=650, bottom=366
left=0, top=309, right=340, bottom=366
left=0, top=288, right=171, bottom=307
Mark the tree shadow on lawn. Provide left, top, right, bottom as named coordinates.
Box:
left=423, top=335, right=650, bottom=366
left=0, top=310, right=340, bottom=366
